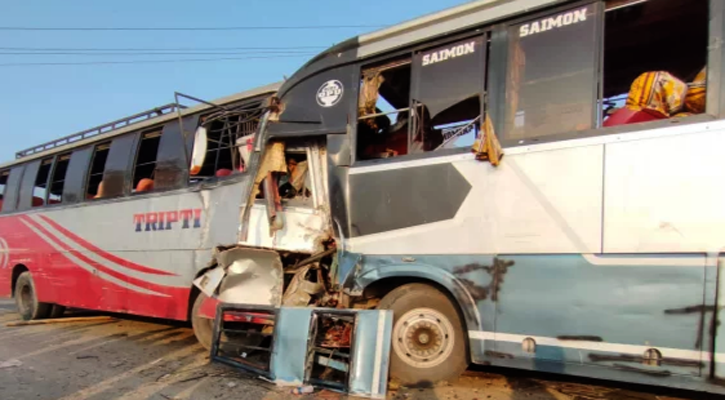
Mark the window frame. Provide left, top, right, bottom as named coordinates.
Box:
left=46, top=152, right=72, bottom=207
left=0, top=166, right=24, bottom=213
left=85, top=133, right=138, bottom=201
left=17, top=159, right=41, bottom=212
left=0, top=169, right=9, bottom=201
left=130, top=129, right=163, bottom=195
left=494, top=0, right=718, bottom=148
left=33, top=156, right=55, bottom=208
left=497, top=0, right=603, bottom=147
left=352, top=29, right=493, bottom=167
left=410, top=33, right=488, bottom=154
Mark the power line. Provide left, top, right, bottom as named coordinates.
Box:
left=0, top=45, right=327, bottom=51
left=0, top=25, right=383, bottom=31
left=0, top=50, right=317, bottom=56
left=0, top=54, right=315, bottom=67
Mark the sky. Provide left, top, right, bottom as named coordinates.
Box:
left=0, top=0, right=473, bottom=163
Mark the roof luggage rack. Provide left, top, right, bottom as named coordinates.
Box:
left=15, top=103, right=186, bottom=159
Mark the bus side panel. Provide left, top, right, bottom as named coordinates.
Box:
left=0, top=213, right=58, bottom=301
left=0, top=180, right=246, bottom=320
left=603, top=124, right=725, bottom=254
left=346, top=144, right=603, bottom=256
left=491, top=254, right=706, bottom=377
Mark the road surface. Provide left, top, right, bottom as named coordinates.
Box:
left=0, top=299, right=713, bottom=400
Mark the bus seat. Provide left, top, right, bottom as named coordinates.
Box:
left=48, top=199, right=61, bottom=205
left=0, top=199, right=4, bottom=210
left=216, top=169, right=233, bottom=177
left=32, top=197, right=44, bottom=207
left=136, top=178, right=154, bottom=192
left=603, top=107, right=665, bottom=127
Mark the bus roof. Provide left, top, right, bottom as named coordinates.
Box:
left=1, top=81, right=282, bottom=170
left=278, top=0, right=564, bottom=97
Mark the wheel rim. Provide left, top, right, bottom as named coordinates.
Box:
left=392, top=307, right=455, bottom=369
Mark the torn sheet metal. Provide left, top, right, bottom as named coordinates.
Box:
left=282, top=266, right=325, bottom=307
left=210, top=304, right=392, bottom=398
left=193, top=247, right=284, bottom=306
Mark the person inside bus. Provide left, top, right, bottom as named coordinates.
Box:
left=278, top=155, right=310, bottom=199
left=93, top=180, right=105, bottom=199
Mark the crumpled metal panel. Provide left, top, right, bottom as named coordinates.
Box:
left=196, top=248, right=284, bottom=306
left=211, top=305, right=392, bottom=398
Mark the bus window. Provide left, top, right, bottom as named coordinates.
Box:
left=2, top=166, right=24, bottom=213
left=99, top=134, right=136, bottom=199
left=0, top=170, right=8, bottom=210
left=132, top=130, right=161, bottom=194
left=87, top=142, right=110, bottom=199
left=357, top=59, right=412, bottom=161
left=194, top=115, right=236, bottom=180
left=17, top=160, right=41, bottom=211
left=412, top=36, right=485, bottom=152
left=156, top=117, right=196, bottom=191
left=504, top=4, right=599, bottom=143
left=31, top=158, right=53, bottom=207
left=48, top=153, right=71, bottom=205
left=62, top=147, right=93, bottom=205
left=601, top=0, right=708, bottom=127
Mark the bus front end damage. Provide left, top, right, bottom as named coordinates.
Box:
left=193, top=246, right=393, bottom=398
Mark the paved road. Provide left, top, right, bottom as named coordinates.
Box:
left=0, top=299, right=713, bottom=400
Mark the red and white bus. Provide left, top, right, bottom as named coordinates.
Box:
left=0, top=82, right=279, bottom=325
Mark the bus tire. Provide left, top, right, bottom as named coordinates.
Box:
left=191, top=292, right=214, bottom=350
left=14, top=271, right=52, bottom=321
left=378, top=283, right=468, bottom=386
left=49, top=304, right=66, bottom=319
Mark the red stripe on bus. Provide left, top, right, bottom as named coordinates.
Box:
left=22, top=216, right=174, bottom=295
left=37, top=215, right=177, bottom=276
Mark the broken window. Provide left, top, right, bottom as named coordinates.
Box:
left=504, top=4, right=599, bottom=143
left=279, top=148, right=312, bottom=203
left=212, top=307, right=276, bottom=375
left=86, top=142, right=110, bottom=199
left=132, top=130, right=161, bottom=194
left=255, top=142, right=313, bottom=206
left=48, top=153, right=70, bottom=205
left=357, top=59, right=412, bottom=161
left=411, top=36, right=486, bottom=152
left=191, top=104, right=262, bottom=184
left=306, top=312, right=354, bottom=391
left=0, top=170, right=8, bottom=211
left=601, top=0, right=708, bottom=127
left=32, top=158, right=53, bottom=207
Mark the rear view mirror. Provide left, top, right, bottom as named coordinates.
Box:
left=190, top=126, right=208, bottom=176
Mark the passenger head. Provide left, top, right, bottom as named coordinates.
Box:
left=286, top=157, right=299, bottom=176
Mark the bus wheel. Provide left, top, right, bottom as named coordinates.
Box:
left=378, top=283, right=468, bottom=385
left=14, top=271, right=52, bottom=321
left=191, top=292, right=214, bottom=350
